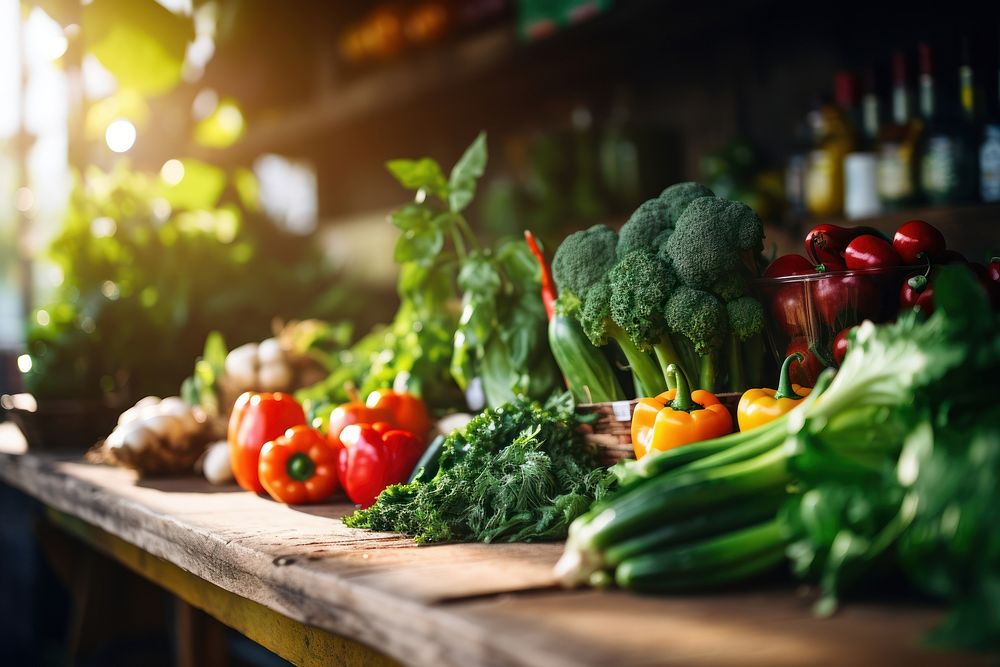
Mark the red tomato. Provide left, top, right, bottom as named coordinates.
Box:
left=764, top=254, right=815, bottom=279
left=892, top=219, right=946, bottom=264
left=812, top=273, right=881, bottom=328
left=844, top=235, right=901, bottom=270
left=771, top=284, right=810, bottom=336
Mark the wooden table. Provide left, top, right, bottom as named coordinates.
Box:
left=0, top=426, right=981, bottom=666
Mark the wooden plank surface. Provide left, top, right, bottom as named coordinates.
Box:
left=0, top=426, right=984, bottom=666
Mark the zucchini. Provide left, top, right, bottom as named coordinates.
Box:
left=603, top=492, right=786, bottom=567
left=408, top=434, right=446, bottom=484
left=617, top=542, right=786, bottom=592
left=614, top=519, right=786, bottom=591
left=548, top=310, right=625, bottom=403
left=577, top=446, right=793, bottom=553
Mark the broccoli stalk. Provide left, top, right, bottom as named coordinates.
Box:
left=581, top=280, right=667, bottom=397
left=726, top=296, right=766, bottom=390
left=664, top=287, right=727, bottom=392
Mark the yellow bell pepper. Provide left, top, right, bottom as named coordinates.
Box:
left=736, top=353, right=812, bottom=432
left=631, top=364, right=733, bottom=459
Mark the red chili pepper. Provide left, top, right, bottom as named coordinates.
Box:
left=338, top=423, right=425, bottom=508
left=228, top=392, right=307, bottom=494
left=844, top=235, right=901, bottom=270
left=785, top=338, right=825, bottom=386
left=258, top=425, right=340, bottom=505
left=805, top=224, right=886, bottom=268
left=892, top=219, right=946, bottom=264
left=524, top=230, right=556, bottom=320
left=899, top=255, right=935, bottom=316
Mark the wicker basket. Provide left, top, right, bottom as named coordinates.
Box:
left=577, top=393, right=743, bottom=466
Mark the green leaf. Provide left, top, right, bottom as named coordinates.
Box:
left=386, top=158, right=449, bottom=200
left=390, top=204, right=434, bottom=232
left=932, top=265, right=991, bottom=333
left=158, top=159, right=226, bottom=210
left=194, top=99, right=245, bottom=148
left=448, top=132, right=488, bottom=213
left=202, top=330, right=227, bottom=376
left=458, top=254, right=502, bottom=296
left=83, top=0, right=194, bottom=95
left=394, top=226, right=445, bottom=266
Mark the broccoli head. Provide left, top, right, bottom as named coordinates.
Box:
left=607, top=250, right=677, bottom=347
left=658, top=181, right=715, bottom=225
left=665, top=286, right=728, bottom=356
left=726, top=296, right=765, bottom=342
left=579, top=278, right=615, bottom=347
left=662, top=197, right=764, bottom=300
left=552, top=224, right=618, bottom=299
left=617, top=199, right=671, bottom=259
left=616, top=182, right=714, bottom=259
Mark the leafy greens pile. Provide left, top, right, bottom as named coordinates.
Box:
left=782, top=266, right=1000, bottom=651
left=344, top=394, right=613, bottom=543
left=557, top=266, right=1000, bottom=652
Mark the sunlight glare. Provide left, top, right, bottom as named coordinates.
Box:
left=105, top=119, right=136, bottom=153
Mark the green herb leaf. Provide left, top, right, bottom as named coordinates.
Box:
left=386, top=158, right=449, bottom=200
left=390, top=204, right=434, bottom=231
left=394, top=226, right=445, bottom=266
left=448, top=132, right=488, bottom=213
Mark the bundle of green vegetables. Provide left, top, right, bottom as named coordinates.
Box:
left=344, top=393, right=613, bottom=543
left=548, top=183, right=766, bottom=402
left=555, top=266, right=1000, bottom=651
left=298, top=134, right=559, bottom=416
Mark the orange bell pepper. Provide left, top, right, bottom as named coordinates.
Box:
left=737, top=353, right=812, bottom=432
left=365, top=389, right=431, bottom=442
left=630, top=364, right=733, bottom=459
left=258, top=425, right=340, bottom=504
left=228, top=392, right=307, bottom=493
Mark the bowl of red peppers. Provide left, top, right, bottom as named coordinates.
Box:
left=753, top=219, right=1000, bottom=385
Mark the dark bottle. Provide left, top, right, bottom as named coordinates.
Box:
left=804, top=73, right=857, bottom=218
left=876, top=51, right=920, bottom=208
left=981, top=38, right=1000, bottom=202
left=917, top=41, right=979, bottom=204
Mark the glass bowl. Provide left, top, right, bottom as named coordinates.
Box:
left=751, top=265, right=919, bottom=385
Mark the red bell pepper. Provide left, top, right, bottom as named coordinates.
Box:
left=258, top=425, right=340, bottom=505
left=228, top=392, right=307, bottom=493
left=337, top=423, right=425, bottom=508
left=365, top=389, right=431, bottom=442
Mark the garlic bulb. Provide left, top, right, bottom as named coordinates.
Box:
left=103, top=396, right=223, bottom=475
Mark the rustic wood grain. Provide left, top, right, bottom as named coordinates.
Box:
left=0, top=426, right=984, bottom=666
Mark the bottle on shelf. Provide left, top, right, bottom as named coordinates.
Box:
left=981, top=36, right=1000, bottom=202
left=804, top=72, right=857, bottom=218
left=844, top=68, right=882, bottom=219
left=917, top=40, right=979, bottom=205
left=876, top=51, right=921, bottom=209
